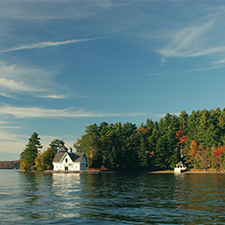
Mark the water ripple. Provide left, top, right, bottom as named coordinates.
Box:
left=0, top=170, right=225, bottom=224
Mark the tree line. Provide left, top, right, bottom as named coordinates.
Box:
left=20, top=107, right=225, bottom=172
left=0, top=160, right=19, bottom=169
left=75, top=108, right=225, bottom=171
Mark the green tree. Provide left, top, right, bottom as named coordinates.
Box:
left=50, top=139, right=68, bottom=154
left=35, top=148, right=55, bottom=171
left=75, top=124, right=102, bottom=168
left=19, top=132, right=42, bottom=171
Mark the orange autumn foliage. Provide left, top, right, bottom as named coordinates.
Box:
left=176, top=130, right=188, bottom=145
left=133, top=127, right=148, bottom=135
left=188, top=140, right=198, bottom=163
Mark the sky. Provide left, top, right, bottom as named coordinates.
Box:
left=1, top=0, right=225, bottom=160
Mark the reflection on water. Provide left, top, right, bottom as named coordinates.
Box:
left=174, top=173, right=225, bottom=224
left=18, top=172, right=55, bottom=220
left=1, top=170, right=225, bottom=224
left=52, top=173, right=82, bottom=219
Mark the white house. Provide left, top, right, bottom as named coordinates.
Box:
left=52, top=152, right=87, bottom=171
left=174, top=161, right=187, bottom=173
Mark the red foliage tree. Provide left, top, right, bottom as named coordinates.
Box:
left=213, top=146, right=225, bottom=164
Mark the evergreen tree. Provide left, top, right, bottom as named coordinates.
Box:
left=19, top=132, right=42, bottom=171
left=75, top=108, right=225, bottom=171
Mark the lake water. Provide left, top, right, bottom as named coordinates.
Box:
left=0, top=170, right=225, bottom=224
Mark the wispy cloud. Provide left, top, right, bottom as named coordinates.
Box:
left=0, top=77, right=42, bottom=92
left=0, top=37, right=105, bottom=53
left=0, top=125, right=21, bottom=129
left=0, top=141, right=25, bottom=154
left=158, top=21, right=215, bottom=60
left=149, top=65, right=224, bottom=77
left=0, top=105, right=144, bottom=119
left=0, top=91, right=15, bottom=98
left=0, top=61, right=51, bottom=93
left=0, top=61, right=71, bottom=99
left=214, top=58, right=225, bottom=64
left=0, top=1, right=122, bottom=20
left=0, top=132, right=22, bottom=142
left=40, top=94, right=68, bottom=99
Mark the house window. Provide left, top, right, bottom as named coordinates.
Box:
left=65, top=158, right=68, bottom=163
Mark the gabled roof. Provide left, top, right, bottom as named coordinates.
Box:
left=52, top=152, right=86, bottom=163
left=52, top=152, right=65, bottom=162
left=69, top=152, right=85, bottom=163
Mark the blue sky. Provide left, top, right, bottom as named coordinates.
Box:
left=1, top=1, right=225, bottom=160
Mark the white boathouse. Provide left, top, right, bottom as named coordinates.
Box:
left=52, top=152, right=87, bottom=171
left=174, top=161, right=187, bottom=173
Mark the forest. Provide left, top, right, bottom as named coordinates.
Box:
left=75, top=108, right=225, bottom=171
left=0, top=160, right=19, bottom=169
left=20, top=108, right=225, bottom=172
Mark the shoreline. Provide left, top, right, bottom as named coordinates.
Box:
left=20, top=168, right=225, bottom=174
left=149, top=169, right=225, bottom=174
left=16, top=165, right=225, bottom=174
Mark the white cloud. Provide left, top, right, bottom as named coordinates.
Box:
left=0, top=77, right=41, bottom=92
left=0, top=1, right=129, bottom=21
left=0, top=105, right=144, bottom=119
left=0, top=91, right=15, bottom=98
left=149, top=65, right=224, bottom=77
left=0, top=141, right=25, bottom=155
left=40, top=94, right=68, bottom=99
left=156, top=4, right=225, bottom=62
left=158, top=21, right=215, bottom=59
left=0, top=131, right=32, bottom=156
left=0, top=125, right=20, bottom=129
left=214, top=58, right=225, bottom=64
left=0, top=61, right=50, bottom=91
left=0, top=37, right=100, bottom=53
left=0, top=1, right=118, bottom=20
left=0, top=61, right=70, bottom=99
left=0, top=132, right=21, bottom=142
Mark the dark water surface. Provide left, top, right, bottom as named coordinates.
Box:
left=1, top=170, right=225, bottom=224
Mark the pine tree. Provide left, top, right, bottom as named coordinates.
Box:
left=19, top=132, right=42, bottom=171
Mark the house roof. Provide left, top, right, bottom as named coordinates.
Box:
left=52, top=152, right=65, bottom=162
left=52, top=152, right=85, bottom=163
left=175, top=161, right=185, bottom=167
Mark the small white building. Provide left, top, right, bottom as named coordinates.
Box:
left=52, top=152, right=87, bottom=171
left=174, top=161, right=187, bottom=173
